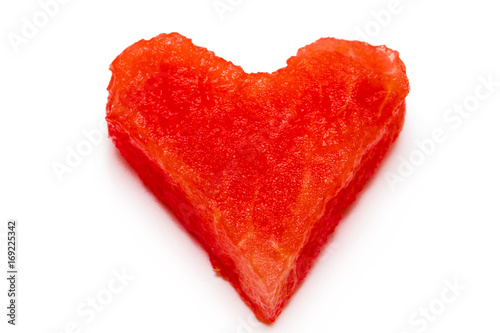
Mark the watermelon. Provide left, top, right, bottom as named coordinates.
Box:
left=106, top=33, right=409, bottom=323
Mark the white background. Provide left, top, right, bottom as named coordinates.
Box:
left=1, top=0, right=499, bottom=332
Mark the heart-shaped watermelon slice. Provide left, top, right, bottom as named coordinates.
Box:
left=106, top=33, right=409, bottom=323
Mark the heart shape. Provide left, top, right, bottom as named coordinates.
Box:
left=106, top=33, right=409, bottom=323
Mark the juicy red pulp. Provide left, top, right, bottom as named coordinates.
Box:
left=106, top=33, right=409, bottom=323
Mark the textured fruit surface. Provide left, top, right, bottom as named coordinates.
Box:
left=106, top=33, right=409, bottom=323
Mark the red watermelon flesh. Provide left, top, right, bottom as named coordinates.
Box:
left=106, top=33, right=409, bottom=323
